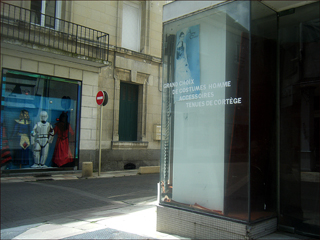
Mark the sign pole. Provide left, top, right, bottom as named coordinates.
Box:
left=96, top=90, right=108, bottom=177
left=99, top=105, right=103, bottom=176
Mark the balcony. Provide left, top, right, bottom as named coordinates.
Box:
left=1, top=2, right=110, bottom=66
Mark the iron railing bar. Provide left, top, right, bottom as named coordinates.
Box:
left=21, top=8, right=23, bottom=39
left=89, top=29, right=92, bottom=58
left=42, top=18, right=44, bottom=45
left=86, top=27, right=88, bottom=57
left=18, top=6, right=21, bottom=40
left=95, top=32, right=100, bottom=57
left=69, top=22, right=72, bottom=52
left=75, top=24, right=78, bottom=55
left=3, top=3, right=6, bottom=35
left=84, top=26, right=86, bottom=56
left=65, top=22, right=67, bottom=51
left=23, top=8, right=25, bottom=41
left=87, top=28, right=89, bottom=57
left=38, top=15, right=40, bottom=46
left=53, top=16, right=56, bottom=48
left=94, top=31, right=96, bottom=58
left=92, top=30, right=94, bottom=58
left=97, top=32, right=99, bottom=59
left=84, top=26, right=86, bottom=57
left=32, top=10, right=36, bottom=43
left=28, top=7, right=31, bottom=42
left=107, top=34, right=109, bottom=61
left=55, top=16, right=58, bottom=49
left=47, top=14, right=51, bottom=47
left=62, top=20, right=65, bottom=51
left=98, top=32, right=100, bottom=59
left=1, top=4, right=3, bottom=35
left=19, top=7, right=21, bottom=40
left=88, top=28, right=94, bottom=57
left=80, top=26, right=83, bottom=56
left=98, top=33, right=101, bottom=60
left=99, top=33, right=102, bottom=59
left=1, top=4, right=2, bottom=35
left=13, top=5, right=16, bottom=39
left=78, top=25, right=80, bottom=55
left=48, top=15, right=50, bottom=47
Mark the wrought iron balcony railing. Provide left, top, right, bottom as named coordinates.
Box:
left=1, top=2, right=109, bottom=62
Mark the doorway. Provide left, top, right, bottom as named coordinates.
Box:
left=119, top=82, right=138, bottom=141
left=279, top=2, right=319, bottom=237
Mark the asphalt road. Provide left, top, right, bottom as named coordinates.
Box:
left=1, top=173, right=159, bottom=230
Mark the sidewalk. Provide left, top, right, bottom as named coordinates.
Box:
left=1, top=200, right=184, bottom=239
left=0, top=170, right=310, bottom=240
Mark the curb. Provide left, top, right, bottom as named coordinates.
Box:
left=1, top=169, right=141, bottom=183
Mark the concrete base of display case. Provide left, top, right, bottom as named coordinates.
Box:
left=157, top=205, right=277, bottom=239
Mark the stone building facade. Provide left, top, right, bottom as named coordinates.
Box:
left=0, top=1, right=165, bottom=172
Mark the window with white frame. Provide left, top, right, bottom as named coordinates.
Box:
left=122, top=2, right=141, bottom=52
left=30, top=0, right=61, bottom=29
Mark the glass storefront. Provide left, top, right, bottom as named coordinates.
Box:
left=160, top=1, right=277, bottom=223
left=279, top=2, right=319, bottom=237
left=160, top=0, right=319, bottom=237
left=1, top=69, right=81, bottom=170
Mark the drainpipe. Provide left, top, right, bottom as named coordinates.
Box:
left=111, top=1, right=119, bottom=141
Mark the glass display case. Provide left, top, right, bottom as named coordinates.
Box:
left=160, top=0, right=277, bottom=223
left=1, top=69, right=81, bottom=170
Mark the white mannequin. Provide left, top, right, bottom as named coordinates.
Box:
left=31, top=111, right=54, bottom=168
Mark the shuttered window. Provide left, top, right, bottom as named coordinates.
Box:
left=121, top=2, right=141, bottom=52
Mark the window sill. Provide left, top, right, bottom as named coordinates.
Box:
left=111, top=141, right=148, bottom=150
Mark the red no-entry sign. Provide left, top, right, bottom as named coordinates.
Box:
left=96, top=91, right=108, bottom=106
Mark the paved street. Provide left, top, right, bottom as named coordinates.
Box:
left=0, top=172, right=306, bottom=240
left=1, top=173, right=183, bottom=240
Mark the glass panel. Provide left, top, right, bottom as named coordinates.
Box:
left=1, top=69, right=81, bottom=170
left=30, top=1, right=42, bottom=25
left=45, top=0, right=56, bottom=28
left=279, top=2, right=320, bottom=237
left=250, top=1, right=277, bottom=221
left=160, top=1, right=250, bottom=221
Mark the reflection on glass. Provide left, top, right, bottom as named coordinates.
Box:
left=279, top=2, right=319, bottom=237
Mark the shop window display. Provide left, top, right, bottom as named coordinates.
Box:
left=1, top=69, right=81, bottom=170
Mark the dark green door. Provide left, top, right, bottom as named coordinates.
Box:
left=119, top=82, right=138, bottom=141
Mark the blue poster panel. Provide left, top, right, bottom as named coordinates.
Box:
left=174, top=25, right=200, bottom=102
